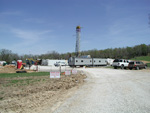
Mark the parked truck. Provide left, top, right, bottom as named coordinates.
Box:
left=128, top=61, right=147, bottom=70
left=112, top=59, right=130, bottom=69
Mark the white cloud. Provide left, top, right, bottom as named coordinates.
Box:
left=11, top=28, right=52, bottom=40
left=0, top=23, right=57, bottom=54
left=10, top=28, right=53, bottom=51
left=12, top=29, right=38, bottom=40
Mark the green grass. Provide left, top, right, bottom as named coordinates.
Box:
left=2, top=78, right=45, bottom=87
left=0, top=72, right=50, bottom=87
left=105, top=66, right=114, bottom=69
left=11, top=79, right=32, bottom=84
left=146, top=63, right=150, bottom=67
left=131, top=56, right=150, bottom=61
left=0, top=72, right=49, bottom=78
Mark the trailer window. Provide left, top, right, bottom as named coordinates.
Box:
left=90, top=60, right=92, bottom=62
left=99, top=60, right=101, bottom=62
left=76, top=60, right=78, bottom=62
left=81, top=60, right=83, bottom=62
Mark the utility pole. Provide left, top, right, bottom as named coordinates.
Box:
left=149, top=14, right=150, bottom=27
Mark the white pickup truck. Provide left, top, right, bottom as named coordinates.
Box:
left=112, top=59, right=129, bottom=69
left=54, top=62, right=67, bottom=67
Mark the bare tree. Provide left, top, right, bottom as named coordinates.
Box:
left=0, top=49, right=12, bottom=63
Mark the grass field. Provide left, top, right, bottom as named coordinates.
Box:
left=146, top=63, right=150, bottom=67
left=0, top=72, right=50, bottom=87
left=0, top=72, right=49, bottom=78
left=131, top=56, right=150, bottom=67
left=131, top=56, right=150, bottom=61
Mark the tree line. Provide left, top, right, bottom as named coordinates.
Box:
left=80, top=44, right=150, bottom=59
left=0, top=44, right=150, bottom=63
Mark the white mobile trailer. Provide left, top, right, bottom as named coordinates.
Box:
left=68, top=57, right=107, bottom=67
left=41, top=59, right=48, bottom=66
left=68, top=57, right=92, bottom=66
left=68, top=57, right=92, bottom=67
left=74, top=57, right=92, bottom=66
left=93, top=58, right=107, bottom=66
left=41, top=59, right=68, bottom=66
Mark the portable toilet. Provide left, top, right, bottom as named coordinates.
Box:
left=17, top=60, right=22, bottom=69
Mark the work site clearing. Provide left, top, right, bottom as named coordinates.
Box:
left=0, top=66, right=150, bottom=113
left=0, top=66, right=86, bottom=113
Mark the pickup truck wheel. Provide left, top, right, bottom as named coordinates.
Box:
left=136, top=66, right=139, bottom=70
left=121, top=65, right=124, bottom=69
left=129, top=68, right=132, bottom=70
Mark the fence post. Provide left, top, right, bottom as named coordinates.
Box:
left=59, top=65, right=61, bottom=73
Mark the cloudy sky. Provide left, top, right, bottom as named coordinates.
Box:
left=0, top=0, right=150, bottom=55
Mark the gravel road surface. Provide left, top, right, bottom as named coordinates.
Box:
left=53, top=68, right=150, bottom=113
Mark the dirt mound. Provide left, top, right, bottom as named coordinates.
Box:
left=0, top=73, right=86, bottom=113
left=0, top=66, right=36, bottom=73
left=141, top=61, right=150, bottom=64
left=0, top=66, right=16, bottom=73
left=4, top=65, right=16, bottom=68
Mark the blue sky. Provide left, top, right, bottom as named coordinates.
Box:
left=0, top=0, right=150, bottom=55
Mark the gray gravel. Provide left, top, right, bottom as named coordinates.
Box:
left=53, top=68, right=150, bottom=113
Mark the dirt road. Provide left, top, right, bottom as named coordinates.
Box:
left=53, top=68, right=150, bottom=113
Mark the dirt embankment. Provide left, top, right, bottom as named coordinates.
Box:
left=0, top=73, right=86, bottom=113
left=0, top=66, right=35, bottom=73
left=0, top=65, right=17, bottom=73
left=141, top=60, right=150, bottom=64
